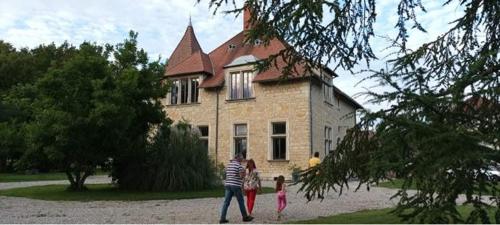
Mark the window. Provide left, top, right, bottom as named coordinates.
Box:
left=234, top=124, right=247, bottom=159
left=170, top=80, right=179, bottom=104
left=169, top=77, right=200, bottom=105
left=229, top=71, right=253, bottom=100
left=198, top=125, right=209, bottom=152
left=271, top=122, right=287, bottom=160
left=190, top=78, right=199, bottom=103
left=323, top=75, right=333, bottom=103
left=180, top=79, right=188, bottom=103
left=325, top=126, right=333, bottom=155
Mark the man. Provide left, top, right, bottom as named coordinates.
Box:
left=307, top=152, right=324, bottom=200
left=219, top=154, right=254, bottom=224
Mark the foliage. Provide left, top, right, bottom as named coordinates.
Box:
left=2, top=31, right=167, bottom=191
left=0, top=42, right=78, bottom=172
left=217, top=162, right=226, bottom=180
left=112, top=123, right=220, bottom=192
left=208, top=0, right=499, bottom=223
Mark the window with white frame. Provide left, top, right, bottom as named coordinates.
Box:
left=169, top=77, right=200, bottom=105
left=323, top=75, right=333, bottom=103
left=197, top=125, right=209, bottom=152
left=234, top=124, right=247, bottom=159
left=170, top=80, right=179, bottom=104
left=229, top=71, right=253, bottom=100
left=271, top=122, right=287, bottom=160
left=325, top=126, right=333, bottom=155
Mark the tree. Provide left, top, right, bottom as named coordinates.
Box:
left=18, top=31, right=166, bottom=191
left=208, top=0, right=499, bottom=223
left=0, top=41, right=77, bottom=172
left=112, top=122, right=219, bottom=191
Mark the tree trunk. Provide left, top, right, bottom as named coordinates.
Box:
left=66, top=170, right=90, bottom=191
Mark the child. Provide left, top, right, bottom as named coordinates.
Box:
left=276, top=175, right=287, bottom=220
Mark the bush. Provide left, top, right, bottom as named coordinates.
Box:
left=112, top=123, right=220, bottom=191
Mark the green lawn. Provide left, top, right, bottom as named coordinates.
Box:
left=0, top=183, right=275, bottom=201
left=290, top=206, right=496, bottom=224
left=378, top=179, right=499, bottom=195
left=0, top=171, right=107, bottom=183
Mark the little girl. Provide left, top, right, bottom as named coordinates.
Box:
left=276, top=175, right=287, bottom=220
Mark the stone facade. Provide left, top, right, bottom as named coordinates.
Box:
left=163, top=66, right=358, bottom=180
left=310, top=79, right=357, bottom=159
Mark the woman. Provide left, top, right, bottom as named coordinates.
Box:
left=243, top=159, right=262, bottom=216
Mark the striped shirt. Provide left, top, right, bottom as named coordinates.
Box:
left=225, top=160, right=244, bottom=187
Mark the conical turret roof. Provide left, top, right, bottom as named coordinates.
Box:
left=165, top=24, right=212, bottom=76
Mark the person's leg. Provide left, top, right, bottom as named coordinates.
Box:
left=247, top=190, right=256, bottom=215
left=278, top=194, right=287, bottom=212
left=232, top=186, right=249, bottom=219
left=220, top=186, right=234, bottom=222
left=245, top=190, right=251, bottom=214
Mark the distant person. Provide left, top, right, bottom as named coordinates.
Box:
left=275, top=175, right=287, bottom=221
left=219, top=154, right=254, bottom=224
left=306, top=152, right=324, bottom=200
left=243, top=159, right=262, bottom=216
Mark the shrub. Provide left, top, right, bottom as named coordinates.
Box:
left=112, top=123, right=220, bottom=191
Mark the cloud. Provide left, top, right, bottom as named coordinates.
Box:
left=0, top=0, right=463, bottom=112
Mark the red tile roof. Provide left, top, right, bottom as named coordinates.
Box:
left=165, top=25, right=213, bottom=76
left=198, top=31, right=306, bottom=88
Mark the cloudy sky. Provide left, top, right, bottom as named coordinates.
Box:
left=0, top=0, right=464, bottom=111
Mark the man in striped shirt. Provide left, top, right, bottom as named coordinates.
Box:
left=219, top=154, right=254, bottom=223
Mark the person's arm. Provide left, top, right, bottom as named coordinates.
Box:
left=239, top=166, right=245, bottom=179
left=257, top=172, right=262, bottom=193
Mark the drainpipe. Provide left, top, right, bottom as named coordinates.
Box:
left=215, top=87, right=220, bottom=166
left=309, top=78, right=314, bottom=157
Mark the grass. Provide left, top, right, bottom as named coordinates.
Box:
left=378, top=179, right=500, bottom=195
left=377, top=179, right=407, bottom=189
left=0, top=183, right=276, bottom=201
left=290, top=206, right=496, bottom=224
left=0, top=170, right=107, bottom=183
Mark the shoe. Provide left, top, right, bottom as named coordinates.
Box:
left=306, top=193, right=312, bottom=201
left=243, top=216, right=254, bottom=222
left=318, top=194, right=325, bottom=200
left=219, top=219, right=229, bottom=224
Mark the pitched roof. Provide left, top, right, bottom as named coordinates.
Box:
left=199, top=32, right=307, bottom=88
left=165, top=25, right=213, bottom=76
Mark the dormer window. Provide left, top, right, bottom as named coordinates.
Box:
left=228, top=44, right=236, bottom=50
left=169, top=76, right=200, bottom=105
left=254, top=39, right=262, bottom=45
left=229, top=71, right=253, bottom=100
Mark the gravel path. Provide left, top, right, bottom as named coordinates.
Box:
left=0, top=178, right=402, bottom=224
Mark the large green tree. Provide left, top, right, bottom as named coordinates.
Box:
left=13, top=31, right=166, bottom=190
left=0, top=41, right=78, bottom=171
left=208, top=0, right=499, bottom=223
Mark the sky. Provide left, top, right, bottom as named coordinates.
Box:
left=0, top=0, right=464, bottom=112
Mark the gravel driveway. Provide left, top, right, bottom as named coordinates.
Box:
left=0, top=177, right=402, bottom=224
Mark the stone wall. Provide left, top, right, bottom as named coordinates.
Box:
left=163, top=70, right=312, bottom=180
left=310, top=79, right=357, bottom=160
left=162, top=70, right=358, bottom=180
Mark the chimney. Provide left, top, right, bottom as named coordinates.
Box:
left=243, top=6, right=252, bottom=30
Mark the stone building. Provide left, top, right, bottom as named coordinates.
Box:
left=162, top=11, right=362, bottom=180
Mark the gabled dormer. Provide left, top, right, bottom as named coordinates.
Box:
left=165, top=22, right=212, bottom=105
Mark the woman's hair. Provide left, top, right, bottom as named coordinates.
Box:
left=246, top=159, right=256, bottom=170
left=276, top=175, right=285, bottom=191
